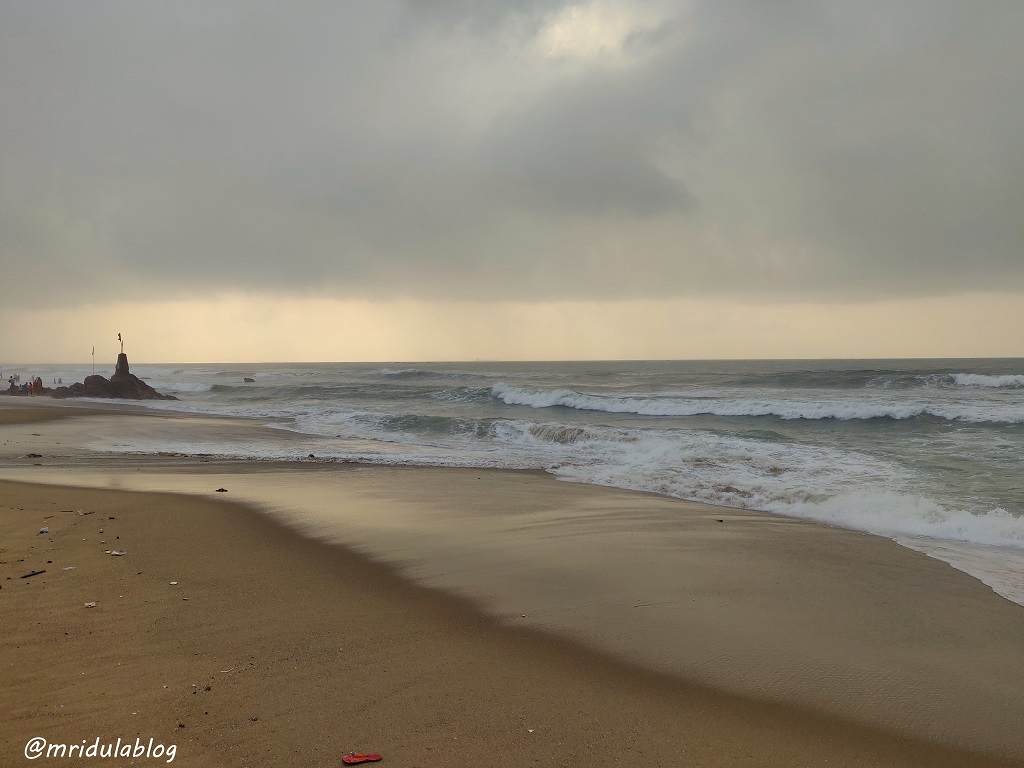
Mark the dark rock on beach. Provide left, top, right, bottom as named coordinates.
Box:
left=51, top=354, right=177, bottom=401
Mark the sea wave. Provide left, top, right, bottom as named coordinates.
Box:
left=380, top=367, right=491, bottom=381
left=491, top=383, right=1024, bottom=423
left=549, top=434, right=1024, bottom=552
left=951, top=373, right=1024, bottom=388
left=380, top=368, right=432, bottom=378
left=149, top=381, right=215, bottom=393
left=784, top=495, right=1024, bottom=549
left=864, top=372, right=1024, bottom=389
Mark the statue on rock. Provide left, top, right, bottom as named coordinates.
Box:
left=114, top=332, right=130, bottom=377
left=51, top=333, right=177, bottom=401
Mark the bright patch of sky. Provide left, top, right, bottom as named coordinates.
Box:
left=534, top=0, right=673, bottom=67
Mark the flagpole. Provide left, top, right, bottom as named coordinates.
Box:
left=92, top=346, right=95, bottom=376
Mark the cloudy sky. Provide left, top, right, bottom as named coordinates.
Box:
left=2, top=0, right=1022, bottom=362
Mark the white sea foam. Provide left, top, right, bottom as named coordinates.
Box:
left=774, top=493, right=1024, bottom=550
left=951, top=373, right=1024, bottom=388
left=547, top=429, right=916, bottom=509
left=491, top=383, right=1024, bottom=423
left=483, top=420, right=1024, bottom=550
left=270, top=409, right=387, bottom=441
left=896, top=537, right=1024, bottom=606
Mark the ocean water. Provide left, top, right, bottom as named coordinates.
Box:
left=12, top=358, right=1024, bottom=604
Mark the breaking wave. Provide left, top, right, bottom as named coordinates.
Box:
left=951, top=373, right=1024, bottom=388
left=490, top=383, right=1024, bottom=424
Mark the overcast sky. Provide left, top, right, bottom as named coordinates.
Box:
left=2, top=1, right=1022, bottom=361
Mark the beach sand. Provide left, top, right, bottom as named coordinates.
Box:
left=0, top=402, right=111, bottom=425
left=2, top=404, right=1023, bottom=767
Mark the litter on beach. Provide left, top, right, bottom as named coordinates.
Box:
left=84, top=602, right=97, bottom=608
left=104, top=550, right=126, bottom=556
left=20, top=570, right=46, bottom=578
left=38, top=528, right=48, bottom=535
left=342, top=753, right=382, bottom=764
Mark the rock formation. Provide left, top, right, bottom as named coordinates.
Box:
left=52, top=354, right=177, bottom=400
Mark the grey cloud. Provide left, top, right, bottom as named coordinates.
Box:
left=1, top=0, right=1023, bottom=308
left=477, top=67, right=695, bottom=217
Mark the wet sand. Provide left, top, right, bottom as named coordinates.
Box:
left=0, top=401, right=112, bottom=424
left=2, top=403, right=1023, bottom=766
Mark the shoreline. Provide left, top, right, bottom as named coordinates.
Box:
left=3, top=404, right=1024, bottom=764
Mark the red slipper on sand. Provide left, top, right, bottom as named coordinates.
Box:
left=343, top=753, right=382, bottom=764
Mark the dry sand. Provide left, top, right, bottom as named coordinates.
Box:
left=2, top=404, right=1022, bottom=767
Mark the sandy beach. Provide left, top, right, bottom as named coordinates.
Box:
left=2, top=402, right=1023, bottom=767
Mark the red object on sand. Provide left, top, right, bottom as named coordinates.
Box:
left=342, top=753, right=382, bottom=765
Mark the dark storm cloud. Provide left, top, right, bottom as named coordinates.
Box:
left=1, top=0, right=1022, bottom=307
